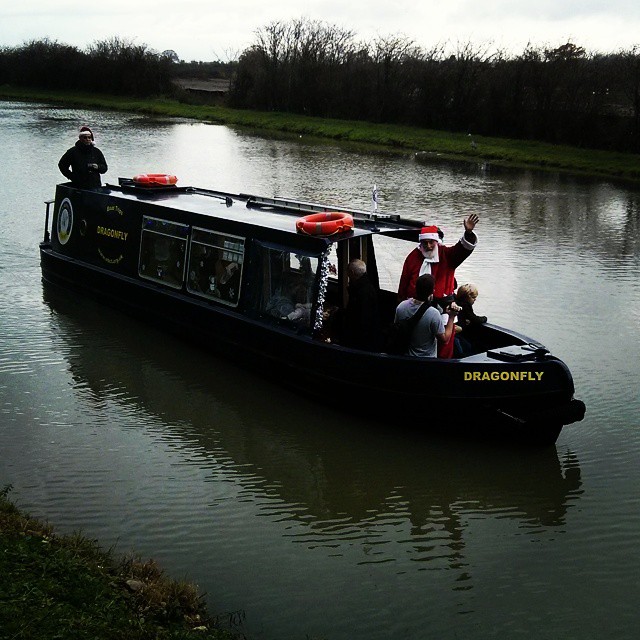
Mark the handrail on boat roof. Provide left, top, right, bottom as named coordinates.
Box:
left=228, top=191, right=422, bottom=229
left=113, top=177, right=422, bottom=231
left=240, top=193, right=400, bottom=221
left=229, top=192, right=424, bottom=233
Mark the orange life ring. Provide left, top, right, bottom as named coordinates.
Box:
left=296, top=212, right=354, bottom=236
left=133, top=173, right=178, bottom=186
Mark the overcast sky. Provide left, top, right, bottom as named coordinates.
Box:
left=2, top=1, right=639, bottom=61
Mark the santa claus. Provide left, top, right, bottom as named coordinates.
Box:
left=397, top=213, right=479, bottom=358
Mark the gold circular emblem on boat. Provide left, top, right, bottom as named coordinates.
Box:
left=57, top=198, right=73, bottom=245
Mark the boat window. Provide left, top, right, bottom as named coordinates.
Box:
left=256, top=245, right=319, bottom=328
left=138, top=217, right=189, bottom=289
left=186, top=228, right=245, bottom=306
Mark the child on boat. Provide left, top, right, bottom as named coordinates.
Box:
left=454, top=283, right=487, bottom=357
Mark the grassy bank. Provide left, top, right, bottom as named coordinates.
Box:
left=0, top=486, right=238, bottom=640
left=3, top=85, right=640, bottom=184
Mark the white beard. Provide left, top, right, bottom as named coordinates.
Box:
left=418, top=244, right=439, bottom=276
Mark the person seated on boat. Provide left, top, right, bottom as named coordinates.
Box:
left=453, top=283, right=487, bottom=357
left=397, top=214, right=479, bottom=358
left=341, top=258, right=383, bottom=351
left=58, top=126, right=108, bottom=189
left=287, top=302, right=312, bottom=324
left=285, top=267, right=313, bottom=325
left=394, top=274, right=457, bottom=358
left=265, top=292, right=293, bottom=318
left=316, top=304, right=340, bottom=342
left=265, top=265, right=312, bottom=324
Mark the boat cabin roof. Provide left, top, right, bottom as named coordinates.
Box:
left=102, top=179, right=423, bottom=252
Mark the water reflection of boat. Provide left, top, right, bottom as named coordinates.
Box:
left=40, top=178, right=585, bottom=444
left=43, top=284, right=583, bottom=549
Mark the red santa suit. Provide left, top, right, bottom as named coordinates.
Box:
left=397, top=225, right=477, bottom=358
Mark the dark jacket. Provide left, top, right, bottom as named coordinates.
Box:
left=58, top=141, right=108, bottom=188
left=455, top=299, right=487, bottom=331
left=343, top=273, right=383, bottom=351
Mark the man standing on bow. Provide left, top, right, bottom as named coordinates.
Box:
left=397, top=213, right=479, bottom=358
left=58, top=125, right=108, bottom=189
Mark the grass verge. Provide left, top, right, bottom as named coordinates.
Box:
left=0, top=485, right=240, bottom=640
left=2, top=85, right=640, bottom=184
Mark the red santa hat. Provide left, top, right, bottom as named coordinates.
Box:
left=79, top=125, right=94, bottom=141
left=419, top=225, right=440, bottom=241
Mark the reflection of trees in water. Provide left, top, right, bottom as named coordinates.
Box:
left=498, top=172, right=640, bottom=268
left=401, top=159, right=640, bottom=275
left=43, top=284, right=583, bottom=582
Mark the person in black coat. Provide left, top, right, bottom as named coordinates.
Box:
left=454, top=282, right=487, bottom=357
left=58, top=125, right=108, bottom=188
left=342, top=258, right=383, bottom=351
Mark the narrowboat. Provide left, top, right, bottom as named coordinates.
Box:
left=39, top=176, right=586, bottom=445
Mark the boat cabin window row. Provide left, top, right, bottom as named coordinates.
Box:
left=137, top=216, right=330, bottom=330
left=138, top=216, right=245, bottom=307
left=136, top=215, right=374, bottom=336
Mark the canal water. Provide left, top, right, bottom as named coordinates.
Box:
left=1, top=101, right=639, bottom=639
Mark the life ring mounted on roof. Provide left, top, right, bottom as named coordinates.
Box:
left=296, top=212, right=354, bottom=236
left=133, top=173, right=178, bottom=186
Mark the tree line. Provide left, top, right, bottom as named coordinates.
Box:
left=2, top=24, right=640, bottom=154
left=0, top=37, right=235, bottom=98
left=0, top=37, right=178, bottom=96
left=229, top=19, right=640, bottom=153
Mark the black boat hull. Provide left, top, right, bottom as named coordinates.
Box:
left=40, top=244, right=584, bottom=445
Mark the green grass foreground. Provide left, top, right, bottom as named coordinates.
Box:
left=0, top=486, right=238, bottom=640
left=3, top=85, right=640, bottom=184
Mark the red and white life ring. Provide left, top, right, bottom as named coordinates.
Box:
left=296, top=212, right=354, bottom=236
left=133, top=173, right=178, bottom=186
